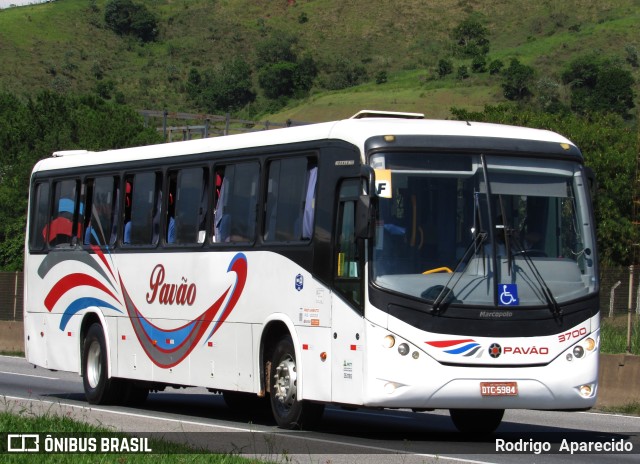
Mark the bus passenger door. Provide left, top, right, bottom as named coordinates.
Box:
left=331, top=179, right=365, bottom=406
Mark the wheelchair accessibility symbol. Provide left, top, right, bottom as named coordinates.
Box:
left=498, top=284, right=519, bottom=306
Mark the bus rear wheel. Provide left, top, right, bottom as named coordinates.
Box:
left=449, top=408, right=504, bottom=434
left=82, top=323, right=122, bottom=405
left=269, top=335, right=324, bottom=429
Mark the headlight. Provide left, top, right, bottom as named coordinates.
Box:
left=398, top=343, right=409, bottom=356
left=573, top=345, right=585, bottom=358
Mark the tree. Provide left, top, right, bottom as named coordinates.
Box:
left=471, top=55, right=487, bottom=73
left=535, top=77, right=564, bottom=113
left=437, top=58, right=453, bottom=78
left=254, top=31, right=317, bottom=100
left=259, top=62, right=298, bottom=99
left=451, top=18, right=490, bottom=58
left=488, top=59, right=504, bottom=75
left=562, top=55, right=635, bottom=118
left=192, top=60, right=256, bottom=113
left=457, top=65, right=469, bottom=80
left=375, top=71, right=388, bottom=84
left=319, top=57, right=367, bottom=90
left=501, top=58, right=535, bottom=100
left=104, top=0, right=158, bottom=42
left=255, top=32, right=298, bottom=68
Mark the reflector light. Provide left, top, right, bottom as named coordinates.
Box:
left=320, top=352, right=327, bottom=361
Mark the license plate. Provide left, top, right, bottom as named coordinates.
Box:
left=480, top=382, right=518, bottom=396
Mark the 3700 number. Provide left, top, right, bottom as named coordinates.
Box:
left=558, top=327, right=587, bottom=343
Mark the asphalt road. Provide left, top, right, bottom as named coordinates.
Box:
left=1, top=355, right=639, bottom=464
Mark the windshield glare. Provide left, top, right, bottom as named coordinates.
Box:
left=371, top=152, right=597, bottom=308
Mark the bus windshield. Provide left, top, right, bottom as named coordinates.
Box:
left=371, top=152, right=597, bottom=308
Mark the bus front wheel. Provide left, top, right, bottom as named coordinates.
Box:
left=449, top=408, right=504, bottom=434
left=82, top=323, right=121, bottom=405
left=269, top=335, right=324, bottom=429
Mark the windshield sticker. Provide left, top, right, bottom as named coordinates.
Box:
left=374, top=169, right=392, bottom=198
left=498, top=284, right=519, bottom=306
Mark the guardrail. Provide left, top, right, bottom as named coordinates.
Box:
left=138, top=110, right=309, bottom=142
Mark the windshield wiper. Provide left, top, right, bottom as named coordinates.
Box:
left=509, top=233, right=562, bottom=317
left=429, top=232, right=488, bottom=312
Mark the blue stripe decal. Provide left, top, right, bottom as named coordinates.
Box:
left=138, top=317, right=197, bottom=350
left=444, top=343, right=480, bottom=354
left=60, top=297, right=121, bottom=330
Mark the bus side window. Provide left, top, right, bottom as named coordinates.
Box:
left=169, top=167, right=207, bottom=245
left=125, top=172, right=160, bottom=246
left=264, top=157, right=317, bottom=242
left=334, top=179, right=362, bottom=309
left=85, top=176, right=119, bottom=247
left=213, top=163, right=258, bottom=243
left=46, top=179, right=81, bottom=247
left=29, top=182, right=50, bottom=251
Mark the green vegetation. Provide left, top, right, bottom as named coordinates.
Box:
left=0, top=351, right=25, bottom=357
left=598, top=402, right=640, bottom=416
left=0, top=410, right=261, bottom=462
left=600, top=316, right=640, bottom=355
left=0, top=0, right=637, bottom=118
left=0, top=0, right=638, bottom=270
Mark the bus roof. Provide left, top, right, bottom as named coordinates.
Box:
left=32, top=115, right=577, bottom=173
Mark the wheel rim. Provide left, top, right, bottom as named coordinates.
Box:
left=86, top=340, right=102, bottom=389
left=273, top=354, right=297, bottom=410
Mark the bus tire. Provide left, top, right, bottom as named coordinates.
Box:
left=82, top=323, right=121, bottom=405
left=449, top=408, right=504, bottom=434
left=269, top=335, right=324, bottom=429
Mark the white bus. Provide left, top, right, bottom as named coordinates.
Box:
left=24, top=111, right=599, bottom=433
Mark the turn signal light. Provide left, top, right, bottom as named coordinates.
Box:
left=383, top=335, right=396, bottom=348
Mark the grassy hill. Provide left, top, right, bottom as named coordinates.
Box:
left=0, top=0, right=638, bottom=122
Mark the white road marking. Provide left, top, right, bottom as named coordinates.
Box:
left=0, top=370, right=58, bottom=380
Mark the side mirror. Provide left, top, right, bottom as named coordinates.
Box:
left=356, top=194, right=374, bottom=239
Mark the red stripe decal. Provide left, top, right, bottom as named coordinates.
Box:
left=425, top=339, right=475, bottom=348
left=45, top=273, right=120, bottom=311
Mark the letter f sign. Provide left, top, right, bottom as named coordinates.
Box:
left=374, top=169, right=392, bottom=198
